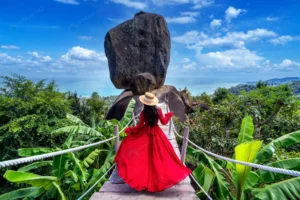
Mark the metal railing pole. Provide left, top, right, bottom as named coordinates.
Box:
left=114, top=125, right=119, bottom=153
left=181, top=127, right=189, bottom=163
left=168, top=114, right=173, bottom=137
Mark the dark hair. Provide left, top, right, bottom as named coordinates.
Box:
left=143, top=105, right=158, bottom=127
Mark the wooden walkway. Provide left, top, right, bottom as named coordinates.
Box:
left=90, top=103, right=198, bottom=200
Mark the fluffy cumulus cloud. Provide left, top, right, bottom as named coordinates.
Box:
left=172, top=28, right=300, bottom=70
left=54, top=0, right=79, bottom=5
left=28, top=52, right=52, bottom=63
left=181, top=58, right=197, bottom=70
left=111, top=0, right=147, bottom=9
left=276, top=59, right=300, bottom=68
left=0, top=53, right=22, bottom=66
left=0, top=46, right=107, bottom=73
left=60, top=46, right=107, bottom=68
left=196, top=49, right=264, bottom=69
left=1, top=45, right=20, bottom=50
left=173, top=29, right=276, bottom=49
left=151, top=0, right=213, bottom=9
left=166, top=12, right=199, bottom=24
left=210, top=19, right=222, bottom=29
left=225, top=6, right=246, bottom=23
left=269, top=35, right=300, bottom=45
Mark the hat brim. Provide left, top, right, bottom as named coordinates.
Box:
left=139, top=95, right=159, bottom=106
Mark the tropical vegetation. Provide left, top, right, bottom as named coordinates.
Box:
left=175, top=81, right=300, bottom=199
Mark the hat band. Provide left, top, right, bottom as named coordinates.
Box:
left=144, top=96, right=154, bottom=103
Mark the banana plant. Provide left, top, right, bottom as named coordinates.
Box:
left=187, top=116, right=300, bottom=200
left=235, top=140, right=262, bottom=200
left=119, top=98, right=136, bottom=137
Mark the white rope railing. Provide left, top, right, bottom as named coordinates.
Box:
left=0, top=110, right=141, bottom=169
left=77, top=163, right=116, bottom=200
left=186, top=139, right=300, bottom=177
left=190, top=173, right=213, bottom=200
left=167, top=103, right=300, bottom=177
left=0, top=136, right=117, bottom=168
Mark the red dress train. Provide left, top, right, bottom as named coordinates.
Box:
left=113, top=107, right=193, bottom=192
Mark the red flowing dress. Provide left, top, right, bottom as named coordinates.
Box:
left=114, top=107, right=193, bottom=192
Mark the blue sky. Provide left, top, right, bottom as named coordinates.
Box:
left=1, top=0, right=300, bottom=96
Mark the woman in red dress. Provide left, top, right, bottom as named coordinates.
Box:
left=114, top=92, right=193, bottom=192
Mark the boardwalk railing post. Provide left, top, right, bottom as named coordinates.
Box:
left=168, top=114, right=173, bottom=137
left=110, top=125, right=125, bottom=184
left=114, top=125, right=119, bottom=153
left=181, top=127, right=189, bottom=163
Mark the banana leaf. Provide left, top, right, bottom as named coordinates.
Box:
left=252, top=177, right=300, bottom=200
left=71, top=153, right=89, bottom=183
left=189, top=147, right=230, bottom=200
left=52, top=154, right=69, bottom=178
left=257, top=158, right=300, bottom=183
left=4, top=170, right=58, bottom=190
left=52, top=182, right=66, bottom=200
left=66, top=113, right=87, bottom=126
left=18, top=148, right=54, bottom=157
left=85, top=147, right=115, bottom=190
left=121, top=98, right=136, bottom=126
left=65, top=170, right=79, bottom=183
left=193, top=163, right=215, bottom=198
left=0, top=187, right=45, bottom=200
left=18, top=161, right=53, bottom=172
left=83, top=149, right=103, bottom=168
left=235, top=140, right=262, bottom=200
left=238, top=116, right=254, bottom=144
left=51, top=126, right=103, bottom=137
left=256, top=130, right=300, bottom=163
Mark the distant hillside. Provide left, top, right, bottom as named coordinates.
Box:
left=229, top=78, right=300, bottom=96
left=102, top=95, right=118, bottom=107
left=244, top=77, right=300, bottom=85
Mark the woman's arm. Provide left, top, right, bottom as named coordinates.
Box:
left=124, top=111, right=145, bottom=136
left=158, top=107, right=173, bottom=125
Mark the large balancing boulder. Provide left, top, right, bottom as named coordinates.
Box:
left=104, top=11, right=171, bottom=89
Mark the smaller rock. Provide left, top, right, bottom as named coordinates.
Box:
left=130, top=73, right=156, bottom=95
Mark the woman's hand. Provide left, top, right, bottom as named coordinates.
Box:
left=125, top=127, right=132, bottom=135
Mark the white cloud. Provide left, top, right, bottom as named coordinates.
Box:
left=210, top=19, right=222, bottom=29
left=79, top=36, right=93, bottom=40
left=277, top=59, right=300, bottom=68
left=173, top=29, right=276, bottom=49
left=173, top=31, right=208, bottom=44
left=0, top=53, right=22, bottom=65
left=269, top=35, right=300, bottom=45
left=181, top=58, right=197, bottom=70
left=266, top=17, right=279, bottom=21
left=196, top=49, right=264, bottom=69
left=225, top=6, right=246, bottom=23
left=111, top=0, right=147, bottom=9
left=54, top=0, right=79, bottom=5
left=166, top=12, right=199, bottom=24
left=151, top=0, right=213, bottom=9
left=192, top=0, right=214, bottom=9
left=1, top=45, right=20, bottom=50
left=28, top=52, right=52, bottom=63
left=61, top=46, right=107, bottom=64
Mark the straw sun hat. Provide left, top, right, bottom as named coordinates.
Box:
left=139, top=92, right=159, bottom=106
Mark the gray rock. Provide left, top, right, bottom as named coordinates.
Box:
left=104, top=11, right=171, bottom=89
left=130, top=73, right=156, bottom=95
